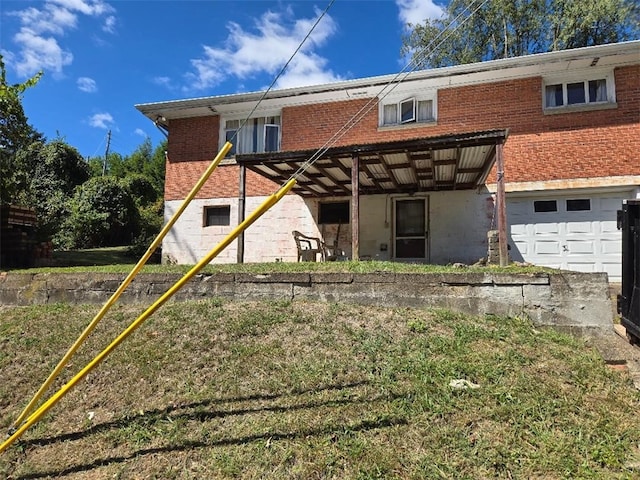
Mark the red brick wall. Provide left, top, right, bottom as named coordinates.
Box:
left=165, top=162, right=279, bottom=201
left=165, top=65, right=639, bottom=200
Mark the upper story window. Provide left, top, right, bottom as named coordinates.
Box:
left=224, top=115, right=281, bottom=156
left=380, top=96, right=436, bottom=127
left=543, top=71, right=615, bottom=111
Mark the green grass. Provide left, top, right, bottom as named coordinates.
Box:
left=50, top=246, right=140, bottom=267
left=1, top=300, right=638, bottom=478
left=12, top=246, right=551, bottom=275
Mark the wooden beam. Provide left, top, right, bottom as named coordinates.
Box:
left=433, top=159, right=457, bottom=166
left=237, top=164, right=246, bottom=264
left=313, top=163, right=351, bottom=194
left=452, top=147, right=460, bottom=190
left=351, top=154, right=360, bottom=261
left=377, top=154, right=400, bottom=189
left=496, top=141, right=508, bottom=267
left=429, top=149, right=436, bottom=190
left=406, top=151, right=420, bottom=184
left=361, top=163, right=384, bottom=191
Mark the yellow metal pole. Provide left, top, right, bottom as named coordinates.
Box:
left=9, top=142, right=233, bottom=432
left=0, top=178, right=296, bottom=455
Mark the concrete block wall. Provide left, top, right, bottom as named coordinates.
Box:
left=0, top=272, right=614, bottom=334
left=164, top=189, right=493, bottom=265
left=163, top=195, right=319, bottom=264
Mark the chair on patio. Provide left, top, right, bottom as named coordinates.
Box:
left=322, top=222, right=345, bottom=261
left=292, top=231, right=325, bottom=262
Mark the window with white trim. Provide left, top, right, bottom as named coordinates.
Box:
left=224, top=115, right=281, bottom=156
left=381, top=97, right=435, bottom=126
left=543, top=71, right=615, bottom=110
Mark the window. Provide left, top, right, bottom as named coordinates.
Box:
left=534, top=200, right=557, bottom=213
left=544, top=76, right=611, bottom=109
left=566, top=199, right=591, bottom=211
left=204, top=205, right=230, bottom=226
left=319, top=201, right=349, bottom=224
left=381, top=97, right=435, bottom=126
left=224, top=116, right=281, bottom=156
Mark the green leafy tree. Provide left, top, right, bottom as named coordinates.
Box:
left=402, top=0, right=640, bottom=68
left=145, top=140, right=167, bottom=196
left=63, top=176, right=139, bottom=248
left=90, top=138, right=166, bottom=194
left=74, top=138, right=167, bottom=251
left=0, top=55, right=44, bottom=205
left=20, top=140, right=90, bottom=240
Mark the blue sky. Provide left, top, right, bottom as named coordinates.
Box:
left=1, top=0, right=444, bottom=159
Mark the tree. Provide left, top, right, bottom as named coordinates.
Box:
left=0, top=55, right=44, bottom=205
left=401, top=0, right=640, bottom=68
left=63, top=176, right=139, bottom=248
left=16, top=140, right=90, bottom=241
left=89, top=138, right=166, bottom=195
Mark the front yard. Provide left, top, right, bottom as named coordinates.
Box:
left=1, top=299, right=638, bottom=478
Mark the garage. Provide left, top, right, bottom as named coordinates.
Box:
left=507, top=192, right=632, bottom=282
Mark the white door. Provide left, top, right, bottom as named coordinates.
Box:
left=508, top=193, right=629, bottom=282
left=394, top=198, right=429, bottom=261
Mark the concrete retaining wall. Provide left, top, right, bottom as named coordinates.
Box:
left=0, top=271, right=614, bottom=333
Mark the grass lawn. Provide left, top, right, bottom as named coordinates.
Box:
left=20, top=246, right=551, bottom=276
left=51, top=246, right=140, bottom=267
left=0, top=300, right=638, bottom=479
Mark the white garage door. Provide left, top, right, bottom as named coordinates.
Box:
left=508, top=192, right=629, bottom=282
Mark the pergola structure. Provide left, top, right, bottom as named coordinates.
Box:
left=236, top=129, right=509, bottom=264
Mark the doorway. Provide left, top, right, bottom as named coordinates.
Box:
left=394, top=197, right=429, bottom=260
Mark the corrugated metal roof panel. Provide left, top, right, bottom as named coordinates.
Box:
left=383, top=152, right=409, bottom=166
left=394, top=168, right=416, bottom=185
left=456, top=172, right=477, bottom=185
left=435, top=164, right=456, bottom=182
left=459, top=145, right=489, bottom=169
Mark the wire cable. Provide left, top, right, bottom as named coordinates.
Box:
left=3, top=0, right=338, bottom=442
left=287, top=0, right=490, bottom=184
left=230, top=0, right=336, bottom=145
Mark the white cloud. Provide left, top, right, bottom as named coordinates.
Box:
left=153, top=76, right=173, bottom=88
left=134, top=128, right=147, bottom=137
left=395, top=0, right=443, bottom=27
left=5, top=0, right=116, bottom=77
left=89, top=112, right=114, bottom=129
left=12, top=30, right=73, bottom=77
left=103, top=15, right=116, bottom=34
left=185, top=7, right=342, bottom=92
left=49, top=0, right=114, bottom=17
left=77, top=76, right=97, bottom=92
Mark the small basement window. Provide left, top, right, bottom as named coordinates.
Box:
left=534, top=200, right=557, bottom=213
left=566, top=199, right=591, bottom=211
left=204, top=205, right=230, bottom=226
left=319, top=201, right=349, bottom=224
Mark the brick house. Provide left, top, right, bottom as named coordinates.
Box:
left=136, top=41, right=639, bottom=282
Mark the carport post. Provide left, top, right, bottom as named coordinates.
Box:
left=351, top=154, right=360, bottom=260
left=237, top=164, right=246, bottom=263
left=496, top=140, right=508, bottom=266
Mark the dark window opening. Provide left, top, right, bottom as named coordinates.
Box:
left=566, top=199, right=591, bottom=211
left=319, top=201, right=349, bottom=224
left=567, top=82, right=586, bottom=104
left=204, top=205, right=231, bottom=226
left=534, top=200, right=557, bottom=213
